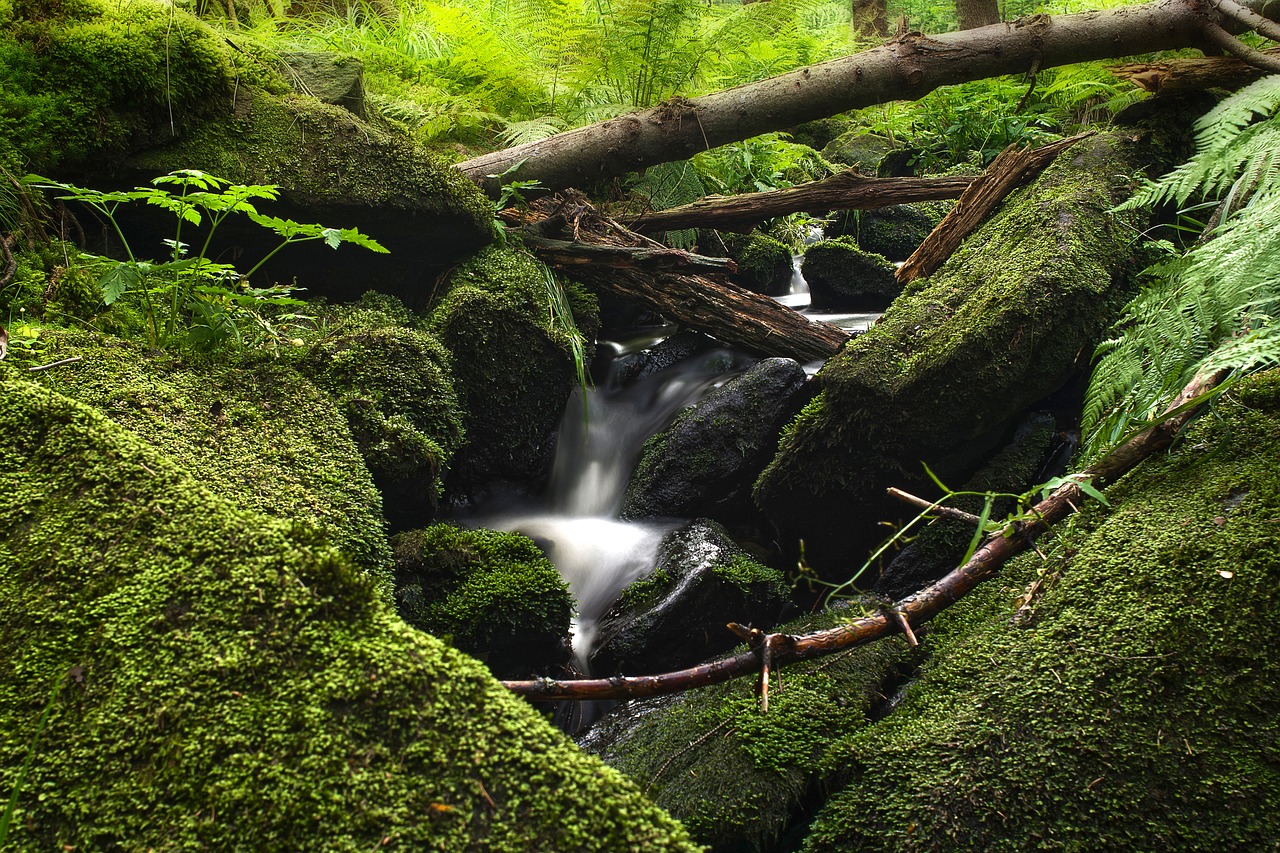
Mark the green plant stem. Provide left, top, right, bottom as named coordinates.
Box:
left=0, top=679, right=62, bottom=845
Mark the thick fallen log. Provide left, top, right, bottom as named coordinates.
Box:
left=457, top=0, right=1279, bottom=196
left=502, top=367, right=1230, bottom=701
left=1111, top=47, right=1280, bottom=92
left=896, top=132, right=1092, bottom=284
left=624, top=172, right=975, bottom=234
left=515, top=194, right=852, bottom=362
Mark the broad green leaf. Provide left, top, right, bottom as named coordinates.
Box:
left=98, top=263, right=140, bottom=305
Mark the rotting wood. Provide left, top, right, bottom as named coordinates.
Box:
left=514, top=193, right=852, bottom=362
left=623, top=173, right=975, bottom=234
left=1111, top=47, right=1280, bottom=92
left=456, top=0, right=1280, bottom=196
left=896, top=132, right=1093, bottom=284
left=502, top=367, right=1230, bottom=702
left=516, top=233, right=738, bottom=275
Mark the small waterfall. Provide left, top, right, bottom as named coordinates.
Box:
left=481, top=346, right=753, bottom=666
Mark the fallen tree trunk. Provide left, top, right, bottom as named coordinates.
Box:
left=458, top=0, right=1278, bottom=196
left=1111, top=46, right=1280, bottom=92
left=896, top=132, right=1092, bottom=284
left=503, top=367, right=1230, bottom=701
left=624, top=173, right=975, bottom=234
left=514, top=194, right=852, bottom=362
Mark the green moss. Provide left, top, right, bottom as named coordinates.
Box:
left=392, top=523, right=572, bottom=676
left=756, top=135, right=1144, bottom=571
left=799, top=371, right=1280, bottom=848
left=18, top=329, right=392, bottom=589
left=0, top=0, right=232, bottom=171
left=722, top=230, right=792, bottom=296
left=711, top=554, right=786, bottom=594
left=0, top=376, right=698, bottom=851
left=298, top=299, right=465, bottom=530
left=800, top=237, right=898, bottom=309
left=584, top=605, right=914, bottom=851
left=430, top=245, right=598, bottom=495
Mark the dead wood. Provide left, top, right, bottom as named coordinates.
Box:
left=515, top=193, right=852, bottom=362
left=896, top=132, right=1093, bottom=284
left=1111, top=47, right=1280, bottom=92
left=502, top=367, right=1230, bottom=702
left=623, top=173, right=975, bottom=234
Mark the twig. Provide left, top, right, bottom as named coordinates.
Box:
left=1015, top=54, right=1043, bottom=114
left=889, top=608, right=919, bottom=648
left=1214, top=0, right=1280, bottom=43
left=887, top=486, right=984, bottom=525
left=759, top=634, right=774, bottom=713
left=1201, top=22, right=1280, bottom=72
left=27, top=356, right=83, bottom=372
left=501, top=367, right=1230, bottom=702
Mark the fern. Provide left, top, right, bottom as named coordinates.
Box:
left=1082, top=76, right=1280, bottom=459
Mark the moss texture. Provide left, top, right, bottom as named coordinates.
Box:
left=756, top=135, right=1143, bottom=573
left=392, top=523, right=572, bottom=677
left=799, top=237, right=900, bottom=310
left=802, top=370, right=1280, bottom=850
left=582, top=605, right=914, bottom=851
left=722, top=230, right=793, bottom=297
left=17, top=329, right=392, bottom=588
left=0, top=376, right=698, bottom=852
left=431, top=245, right=599, bottom=500
left=300, top=296, right=465, bottom=532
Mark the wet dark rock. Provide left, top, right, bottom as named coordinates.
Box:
left=589, top=520, right=791, bottom=676
left=621, top=358, right=809, bottom=522
left=800, top=238, right=901, bottom=311
left=606, top=330, right=721, bottom=390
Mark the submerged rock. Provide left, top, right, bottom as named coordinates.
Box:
left=0, top=376, right=698, bottom=851
left=621, top=357, right=809, bottom=524
left=392, top=524, right=572, bottom=678
left=756, top=135, right=1144, bottom=573
left=800, top=238, right=901, bottom=311
left=589, top=520, right=791, bottom=676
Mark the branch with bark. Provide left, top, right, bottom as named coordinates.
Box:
left=624, top=173, right=975, bottom=234
left=502, top=367, right=1230, bottom=702
left=1111, top=47, right=1280, bottom=91
left=457, top=0, right=1280, bottom=197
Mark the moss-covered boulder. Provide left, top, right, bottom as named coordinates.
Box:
left=621, top=357, right=809, bottom=524
left=756, top=135, right=1143, bottom=572
left=431, top=245, right=599, bottom=504
left=0, top=0, right=493, bottom=300
left=278, top=50, right=367, bottom=118
left=16, top=330, right=391, bottom=586
left=0, top=376, right=697, bottom=851
left=820, top=132, right=895, bottom=174
left=825, top=204, right=935, bottom=262
left=392, top=523, right=573, bottom=677
left=723, top=231, right=794, bottom=297
left=300, top=297, right=465, bottom=532
left=802, top=370, right=1280, bottom=849
left=582, top=605, right=914, bottom=851
left=800, top=238, right=900, bottom=311
left=589, top=520, right=791, bottom=676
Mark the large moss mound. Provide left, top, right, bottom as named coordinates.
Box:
left=19, top=330, right=392, bottom=585
left=0, top=377, right=698, bottom=851
left=803, top=370, right=1280, bottom=849
left=756, top=135, right=1143, bottom=572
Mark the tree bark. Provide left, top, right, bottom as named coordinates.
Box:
left=624, top=172, right=975, bottom=234
left=956, top=0, right=1000, bottom=30
left=1111, top=47, right=1280, bottom=92
left=457, top=0, right=1276, bottom=197
left=896, top=131, right=1092, bottom=284
left=515, top=193, right=852, bottom=362
left=502, top=367, right=1231, bottom=702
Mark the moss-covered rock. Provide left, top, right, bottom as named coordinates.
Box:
left=801, top=370, right=1280, bottom=850
left=431, top=245, right=599, bottom=503
left=16, top=329, right=392, bottom=587
left=278, top=50, right=367, bottom=118
left=589, top=520, right=791, bottom=676
left=800, top=237, right=900, bottom=310
left=581, top=605, right=914, bottom=851
left=722, top=230, right=793, bottom=297
left=300, top=297, right=465, bottom=532
left=820, top=132, right=894, bottom=174
left=1, top=0, right=493, bottom=299
left=392, top=523, right=573, bottom=677
left=0, top=376, right=697, bottom=851
left=756, top=135, right=1143, bottom=573
left=825, top=204, right=934, bottom=261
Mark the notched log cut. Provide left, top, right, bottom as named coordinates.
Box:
left=502, top=368, right=1229, bottom=702
left=896, top=132, right=1093, bottom=284
left=512, top=193, right=852, bottom=362
left=624, top=172, right=975, bottom=234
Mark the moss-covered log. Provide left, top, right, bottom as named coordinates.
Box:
left=0, top=375, right=697, bottom=851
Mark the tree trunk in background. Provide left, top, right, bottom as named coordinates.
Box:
left=955, top=0, right=1000, bottom=29
left=456, top=0, right=1277, bottom=197
left=852, top=0, right=889, bottom=38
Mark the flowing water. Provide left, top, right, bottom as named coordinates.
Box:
left=477, top=260, right=881, bottom=666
